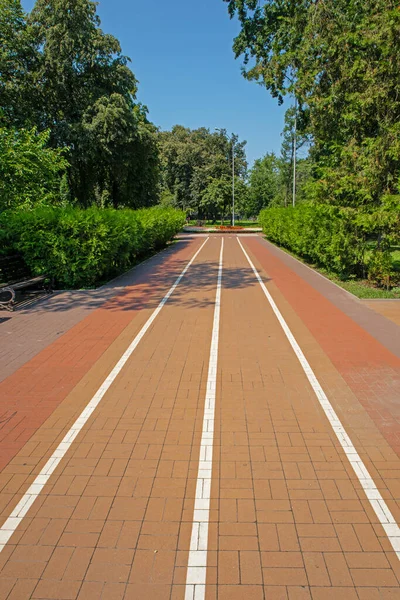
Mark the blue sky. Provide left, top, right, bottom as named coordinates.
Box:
left=21, top=0, right=288, bottom=166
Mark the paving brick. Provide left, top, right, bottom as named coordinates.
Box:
left=239, top=551, right=263, bottom=585
left=218, top=586, right=264, bottom=600
left=303, top=552, right=330, bottom=586
left=310, top=589, right=358, bottom=600
left=7, top=578, right=38, bottom=600
left=263, top=567, right=308, bottom=586
left=287, top=587, right=312, bottom=600
left=217, top=551, right=239, bottom=584
left=32, top=579, right=81, bottom=599
left=324, top=552, right=353, bottom=586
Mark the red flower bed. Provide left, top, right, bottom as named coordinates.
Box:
left=216, top=225, right=244, bottom=230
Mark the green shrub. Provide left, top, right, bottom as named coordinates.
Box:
left=0, top=206, right=185, bottom=288
left=259, top=204, right=399, bottom=286
left=0, top=127, right=69, bottom=211
left=259, top=205, right=365, bottom=277
left=367, top=249, right=394, bottom=289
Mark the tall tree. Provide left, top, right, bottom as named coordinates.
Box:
left=0, top=0, right=37, bottom=126
left=27, top=0, right=150, bottom=206
left=280, top=105, right=310, bottom=206
left=159, top=125, right=247, bottom=213
left=224, top=0, right=400, bottom=207
left=201, top=176, right=248, bottom=223
left=28, top=0, right=137, bottom=134
left=247, top=153, right=280, bottom=215
left=0, top=0, right=160, bottom=208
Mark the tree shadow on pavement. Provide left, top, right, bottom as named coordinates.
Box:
left=8, top=239, right=270, bottom=314
left=104, top=260, right=269, bottom=311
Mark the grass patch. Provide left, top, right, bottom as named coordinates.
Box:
left=321, top=273, right=400, bottom=299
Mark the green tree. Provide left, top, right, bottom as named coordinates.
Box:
left=0, top=125, right=68, bottom=211
left=82, top=95, right=159, bottom=208
left=200, top=177, right=231, bottom=222
left=0, top=0, right=160, bottom=208
left=201, top=176, right=248, bottom=223
left=247, top=153, right=280, bottom=216
left=159, top=126, right=247, bottom=214
left=279, top=105, right=311, bottom=206
left=0, top=0, right=37, bottom=126
left=224, top=0, right=400, bottom=207
left=27, top=0, right=152, bottom=207
left=28, top=0, right=137, bottom=135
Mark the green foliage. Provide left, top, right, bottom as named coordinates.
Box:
left=0, top=206, right=185, bottom=288
left=279, top=106, right=311, bottom=206
left=259, top=203, right=400, bottom=286
left=200, top=178, right=230, bottom=222
left=81, top=96, right=159, bottom=208
left=245, top=105, right=312, bottom=217
left=366, top=250, right=394, bottom=290
left=355, top=195, right=400, bottom=287
left=200, top=176, right=248, bottom=223
left=158, top=126, right=247, bottom=214
left=227, top=0, right=400, bottom=288
left=259, top=205, right=363, bottom=276
left=247, top=153, right=280, bottom=215
left=245, top=150, right=311, bottom=216
left=225, top=0, right=400, bottom=207
left=0, top=125, right=68, bottom=211
left=0, top=0, right=37, bottom=126
left=0, top=0, right=160, bottom=208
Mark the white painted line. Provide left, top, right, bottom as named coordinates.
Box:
left=185, top=239, right=223, bottom=600
left=0, top=237, right=210, bottom=553
left=237, top=237, right=400, bottom=560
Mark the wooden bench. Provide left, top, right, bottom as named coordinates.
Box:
left=0, top=255, right=52, bottom=311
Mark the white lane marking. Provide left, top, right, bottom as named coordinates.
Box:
left=0, top=237, right=210, bottom=553
left=237, top=237, right=400, bottom=559
left=185, top=239, right=224, bottom=600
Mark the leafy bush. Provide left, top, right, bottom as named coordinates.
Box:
left=259, top=205, right=365, bottom=276
left=0, top=206, right=185, bottom=288
left=366, top=250, right=394, bottom=289
left=0, top=126, right=69, bottom=211
left=259, top=203, right=399, bottom=285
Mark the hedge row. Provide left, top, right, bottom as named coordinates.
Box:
left=259, top=204, right=399, bottom=287
left=0, top=206, right=186, bottom=288
left=259, top=205, right=366, bottom=275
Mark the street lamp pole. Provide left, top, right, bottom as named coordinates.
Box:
left=292, top=95, right=297, bottom=208
left=232, top=138, right=235, bottom=226
left=215, top=128, right=235, bottom=226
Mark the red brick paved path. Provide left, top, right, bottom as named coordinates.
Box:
left=246, top=237, right=400, bottom=456
left=0, top=235, right=399, bottom=599
left=0, top=239, right=202, bottom=472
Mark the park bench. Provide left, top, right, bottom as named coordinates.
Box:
left=0, top=255, right=52, bottom=311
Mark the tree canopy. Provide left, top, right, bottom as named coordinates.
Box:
left=0, top=124, right=68, bottom=212
left=0, top=0, right=159, bottom=209
left=158, top=125, right=247, bottom=217
left=224, top=0, right=400, bottom=207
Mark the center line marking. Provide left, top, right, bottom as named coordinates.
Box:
left=185, top=238, right=224, bottom=600
left=0, top=237, right=210, bottom=552
left=237, top=236, right=400, bottom=559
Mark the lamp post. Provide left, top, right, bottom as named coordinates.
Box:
left=292, top=95, right=297, bottom=208
left=280, top=72, right=298, bottom=208
left=215, top=129, right=235, bottom=226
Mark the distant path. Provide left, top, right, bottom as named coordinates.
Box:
left=0, top=234, right=399, bottom=599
